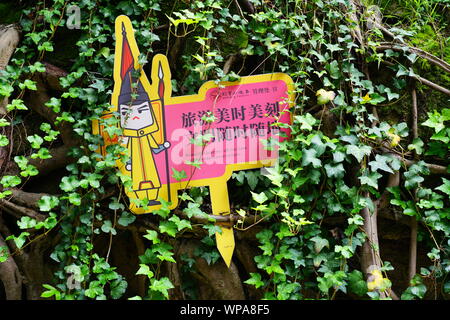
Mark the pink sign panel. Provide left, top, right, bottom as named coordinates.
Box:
left=152, top=79, right=291, bottom=186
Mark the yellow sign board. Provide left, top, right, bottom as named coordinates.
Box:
left=93, top=15, right=295, bottom=267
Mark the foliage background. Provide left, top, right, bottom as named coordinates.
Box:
left=0, top=0, right=449, bottom=300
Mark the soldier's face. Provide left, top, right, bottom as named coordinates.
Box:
left=120, top=101, right=154, bottom=130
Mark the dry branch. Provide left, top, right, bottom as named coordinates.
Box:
left=27, top=65, right=74, bottom=144
left=28, top=144, right=74, bottom=177
left=9, top=188, right=49, bottom=209
left=0, top=25, right=20, bottom=180
left=0, top=25, right=20, bottom=114
left=223, top=54, right=238, bottom=75
left=379, top=146, right=449, bottom=175
left=376, top=42, right=450, bottom=73
left=236, top=0, right=255, bottom=14
left=360, top=194, right=386, bottom=298
left=403, top=158, right=449, bottom=175
left=0, top=198, right=45, bottom=221
left=381, top=60, right=450, bottom=96
left=413, top=75, right=450, bottom=96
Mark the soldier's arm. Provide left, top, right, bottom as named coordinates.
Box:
left=149, top=134, right=170, bottom=154
left=148, top=134, right=159, bottom=149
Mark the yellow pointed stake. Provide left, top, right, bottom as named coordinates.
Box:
left=209, top=183, right=235, bottom=268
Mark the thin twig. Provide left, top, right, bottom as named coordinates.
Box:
left=408, top=87, right=418, bottom=281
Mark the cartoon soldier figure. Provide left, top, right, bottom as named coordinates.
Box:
left=100, top=22, right=170, bottom=207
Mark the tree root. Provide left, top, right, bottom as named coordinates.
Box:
left=0, top=232, right=23, bottom=300
left=178, top=239, right=245, bottom=300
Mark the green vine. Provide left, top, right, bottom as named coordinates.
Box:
left=0, top=0, right=448, bottom=300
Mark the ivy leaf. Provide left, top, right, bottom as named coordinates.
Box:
left=348, top=270, right=368, bottom=296
left=183, top=202, right=207, bottom=219
left=0, top=119, right=10, bottom=127
left=256, top=229, right=273, bottom=244
left=44, top=97, right=61, bottom=113
left=59, top=176, right=80, bottom=192
left=171, top=168, right=187, bottom=181
left=369, top=154, right=394, bottom=174
left=311, top=236, right=329, bottom=253
left=431, top=127, right=450, bottom=142
left=0, top=134, right=8, bottom=147
left=335, top=245, right=354, bottom=258
left=136, top=264, right=154, bottom=278
left=404, top=161, right=429, bottom=189
left=259, top=240, right=275, bottom=255
left=266, top=262, right=284, bottom=275
left=348, top=214, right=364, bottom=226
left=377, top=85, right=399, bottom=101
left=333, top=151, right=346, bottom=163
left=359, top=171, right=382, bottom=189
left=150, top=277, right=174, bottom=299
left=118, top=211, right=136, bottom=227
left=251, top=191, right=268, bottom=204
left=346, top=144, right=372, bottom=163
left=7, top=232, right=29, bottom=249
left=233, top=171, right=245, bottom=184
left=393, top=122, right=409, bottom=137
left=316, top=88, right=336, bottom=105
left=301, top=148, right=321, bottom=168
left=310, top=134, right=326, bottom=156
left=38, top=41, right=53, bottom=52
left=109, top=198, right=125, bottom=211
left=38, top=195, right=60, bottom=212
left=153, top=243, right=176, bottom=263
left=0, top=175, right=21, bottom=188
left=436, top=178, right=450, bottom=197
left=244, top=273, right=265, bottom=289
left=169, top=215, right=192, bottom=231
left=31, top=148, right=52, bottom=160
left=324, top=163, right=345, bottom=179
left=17, top=216, right=37, bottom=229
left=156, top=250, right=176, bottom=263
left=203, top=224, right=223, bottom=237
left=101, top=220, right=116, bottom=235
left=41, top=284, right=61, bottom=300
left=110, top=279, right=128, bottom=299
left=185, top=160, right=202, bottom=169
left=152, top=198, right=171, bottom=218
left=408, top=138, right=424, bottom=155
left=294, top=113, right=317, bottom=131
left=18, top=79, right=37, bottom=91
left=87, top=173, right=102, bottom=188
left=29, top=61, right=46, bottom=73
left=179, top=192, right=195, bottom=202
left=325, top=60, right=340, bottom=79
left=245, top=171, right=259, bottom=190
left=263, top=167, right=283, bottom=187
left=6, top=99, right=28, bottom=111
left=367, top=93, right=386, bottom=105
left=0, top=246, right=9, bottom=263
left=422, top=110, right=447, bottom=133
left=159, top=220, right=178, bottom=237
left=68, top=192, right=81, bottom=205
left=143, top=230, right=160, bottom=244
